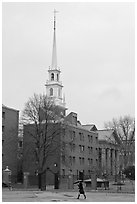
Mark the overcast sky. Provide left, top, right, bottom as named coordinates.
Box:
left=2, top=2, right=135, bottom=129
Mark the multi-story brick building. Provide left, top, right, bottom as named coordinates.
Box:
left=2, top=104, right=19, bottom=182
left=22, top=111, right=99, bottom=188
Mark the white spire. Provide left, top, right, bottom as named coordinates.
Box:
left=51, top=9, right=58, bottom=69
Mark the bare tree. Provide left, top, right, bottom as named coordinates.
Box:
left=21, top=93, right=65, bottom=190
left=104, top=115, right=135, bottom=169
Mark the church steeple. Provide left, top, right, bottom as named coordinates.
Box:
left=51, top=9, right=58, bottom=69
left=45, top=10, right=67, bottom=115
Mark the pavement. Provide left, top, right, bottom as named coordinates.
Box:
left=2, top=189, right=135, bottom=202
left=2, top=179, right=135, bottom=202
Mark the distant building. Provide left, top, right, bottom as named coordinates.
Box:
left=2, top=104, right=19, bottom=182
left=97, top=129, right=120, bottom=179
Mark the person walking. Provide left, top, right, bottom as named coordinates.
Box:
left=77, top=181, right=86, bottom=199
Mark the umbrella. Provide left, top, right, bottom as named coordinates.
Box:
left=73, top=180, right=83, bottom=184
left=84, top=178, right=105, bottom=182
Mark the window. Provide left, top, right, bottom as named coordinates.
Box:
left=62, top=169, right=65, bottom=177
left=73, top=144, right=76, bottom=151
left=82, top=157, right=84, bottom=165
left=81, top=145, right=84, bottom=152
left=88, top=158, right=93, bottom=166
left=2, top=126, right=4, bottom=134
left=79, top=145, right=84, bottom=153
left=69, top=130, right=75, bottom=141
left=2, top=112, right=5, bottom=119
left=18, top=141, right=23, bottom=148
left=51, top=73, right=54, bottom=81
left=79, top=132, right=84, bottom=141
left=70, top=143, right=75, bottom=152
left=79, top=157, right=82, bottom=165
left=79, top=157, right=84, bottom=165
left=88, top=158, right=90, bottom=165
left=50, top=88, right=53, bottom=96
left=88, top=146, right=93, bottom=154
left=72, top=157, right=75, bottom=165
left=88, top=135, right=93, bottom=143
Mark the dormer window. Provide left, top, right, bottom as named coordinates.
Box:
left=50, top=88, right=53, bottom=96
left=51, top=73, right=54, bottom=81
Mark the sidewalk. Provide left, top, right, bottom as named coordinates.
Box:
left=2, top=189, right=135, bottom=202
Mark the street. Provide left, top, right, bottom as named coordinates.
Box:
left=2, top=190, right=135, bottom=202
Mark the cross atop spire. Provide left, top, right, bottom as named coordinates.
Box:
left=54, top=9, right=59, bottom=30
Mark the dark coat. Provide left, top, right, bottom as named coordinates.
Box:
left=78, top=182, right=84, bottom=194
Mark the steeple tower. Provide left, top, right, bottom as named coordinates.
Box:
left=51, top=9, right=57, bottom=69
left=45, top=10, right=66, bottom=116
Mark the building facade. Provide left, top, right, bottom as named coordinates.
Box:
left=97, top=129, right=120, bottom=180
left=2, top=104, right=19, bottom=182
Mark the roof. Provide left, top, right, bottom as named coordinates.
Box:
left=82, top=124, right=97, bottom=131
left=97, top=129, right=115, bottom=142
left=2, top=104, right=19, bottom=112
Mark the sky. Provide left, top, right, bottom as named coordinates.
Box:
left=2, top=2, right=135, bottom=129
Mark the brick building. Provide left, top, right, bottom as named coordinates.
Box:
left=22, top=111, right=98, bottom=188
left=2, top=104, right=19, bottom=182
